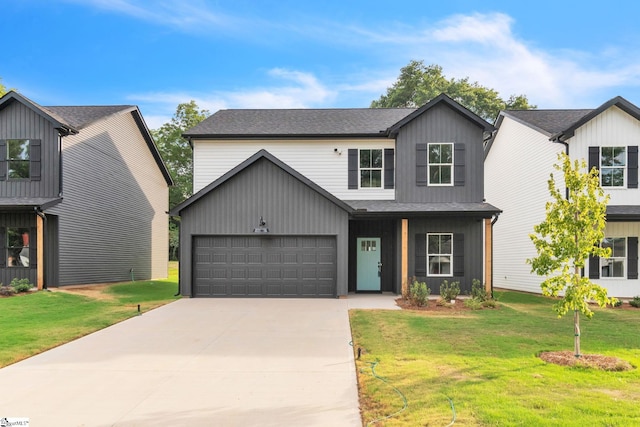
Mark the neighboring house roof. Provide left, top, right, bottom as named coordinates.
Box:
left=499, top=109, right=593, bottom=137
left=345, top=200, right=501, bottom=217
left=0, top=91, right=173, bottom=186
left=183, top=108, right=416, bottom=138
left=387, top=93, right=495, bottom=136
left=607, top=205, right=640, bottom=221
left=171, top=149, right=353, bottom=215
left=0, top=91, right=78, bottom=135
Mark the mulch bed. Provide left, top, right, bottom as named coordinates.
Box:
left=395, top=297, right=479, bottom=312
left=539, top=350, right=634, bottom=371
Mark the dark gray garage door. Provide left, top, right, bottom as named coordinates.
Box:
left=193, top=235, right=337, bottom=297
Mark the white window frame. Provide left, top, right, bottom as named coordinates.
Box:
left=427, top=142, right=453, bottom=186
left=600, top=146, right=626, bottom=188
left=427, top=233, right=453, bottom=277
left=600, top=237, right=626, bottom=279
left=7, top=139, right=30, bottom=180
left=358, top=148, right=383, bottom=189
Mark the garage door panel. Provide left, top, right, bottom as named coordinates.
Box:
left=193, top=235, right=337, bottom=297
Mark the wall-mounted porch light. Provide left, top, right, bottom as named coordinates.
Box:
left=253, top=216, right=269, bottom=233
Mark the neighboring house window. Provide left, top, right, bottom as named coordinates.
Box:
left=600, top=146, right=626, bottom=188
left=0, top=139, right=41, bottom=181
left=600, top=237, right=626, bottom=278
left=359, top=149, right=383, bottom=188
left=7, top=228, right=30, bottom=267
left=428, top=143, right=453, bottom=185
left=427, top=233, right=452, bottom=276
left=7, top=139, right=30, bottom=179
left=348, top=148, right=394, bottom=189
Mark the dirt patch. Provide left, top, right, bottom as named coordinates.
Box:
left=539, top=350, right=634, bottom=371
left=395, top=297, right=473, bottom=312
left=50, top=283, right=119, bottom=301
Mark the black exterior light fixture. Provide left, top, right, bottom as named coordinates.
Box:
left=253, top=216, right=269, bottom=233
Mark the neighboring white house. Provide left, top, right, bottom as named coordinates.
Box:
left=485, top=96, right=640, bottom=298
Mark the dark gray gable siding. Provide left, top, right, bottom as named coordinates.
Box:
left=0, top=101, right=60, bottom=198
left=178, top=157, right=349, bottom=297
left=395, top=102, right=485, bottom=203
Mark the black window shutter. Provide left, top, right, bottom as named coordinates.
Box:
left=628, top=146, right=638, bottom=189
left=30, top=139, right=42, bottom=181
left=415, top=233, right=426, bottom=276
left=29, top=226, right=37, bottom=268
left=384, top=148, right=394, bottom=189
left=628, top=237, right=638, bottom=280
left=0, top=227, right=5, bottom=268
left=416, top=144, right=427, bottom=186
left=348, top=149, right=358, bottom=189
left=588, top=146, right=600, bottom=173
left=453, top=233, right=464, bottom=277
left=589, top=254, right=600, bottom=279
left=0, top=140, right=6, bottom=181
left=454, top=143, right=465, bottom=187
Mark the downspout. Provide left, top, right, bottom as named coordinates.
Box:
left=552, top=137, right=570, bottom=200
left=35, top=208, right=47, bottom=290
left=490, top=212, right=500, bottom=298
left=172, top=214, right=181, bottom=297
left=58, top=134, right=64, bottom=197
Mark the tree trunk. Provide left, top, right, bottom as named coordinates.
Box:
left=574, top=310, right=581, bottom=358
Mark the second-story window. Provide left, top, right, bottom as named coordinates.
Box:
left=600, top=146, right=626, bottom=187
left=7, top=139, right=30, bottom=179
left=428, top=143, right=453, bottom=185
left=359, top=149, right=383, bottom=188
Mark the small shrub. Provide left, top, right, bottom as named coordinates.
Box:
left=471, top=278, right=488, bottom=301
left=440, top=280, right=460, bottom=301
left=10, top=278, right=34, bottom=293
left=464, top=298, right=483, bottom=310
left=481, top=299, right=498, bottom=309
left=436, top=298, right=452, bottom=308
left=0, top=285, right=16, bottom=296
left=409, top=280, right=430, bottom=307
left=613, top=299, right=623, bottom=308
left=630, top=296, right=640, bottom=308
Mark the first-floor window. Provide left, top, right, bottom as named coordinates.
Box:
left=7, top=227, right=30, bottom=267
left=601, top=237, right=626, bottom=278
left=427, top=233, right=452, bottom=276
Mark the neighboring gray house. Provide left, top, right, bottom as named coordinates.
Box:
left=0, top=91, right=173, bottom=289
left=171, top=94, right=501, bottom=298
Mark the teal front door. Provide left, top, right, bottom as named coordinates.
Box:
left=357, top=237, right=381, bottom=291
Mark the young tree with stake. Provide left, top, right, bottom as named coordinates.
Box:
left=529, top=153, right=616, bottom=357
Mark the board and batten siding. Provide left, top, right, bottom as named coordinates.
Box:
left=485, top=116, right=565, bottom=294
left=0, top=100, right=60, bottom=198
left=192, top=138, right=395, bottom=201
left=47, top=111, right=168, bottom=285
left=570, top=105, right=640, bottom=205
left=179, top=157, right=349, bottom=296
left=395, top=102, right=485, bottom=203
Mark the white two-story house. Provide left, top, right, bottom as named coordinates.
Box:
left=171, top=94, right=500, bottom=298
left=485, top=96, right=640, bottom=298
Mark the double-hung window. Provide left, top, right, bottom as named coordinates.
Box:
left=359, top=149, right=383, bottom=188
left=427, top=233, right=452, bottom=276
left=428, top=143, right=453, bottom=185
left=600, top=146, right=626, bottom=188
left=601, top=237, right=626, bottom=278
left=7, top=139, right=30, bottom=179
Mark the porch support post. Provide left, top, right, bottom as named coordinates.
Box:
left=484, top=218, right=492, bottom=294
left=36, top=213, right=44, bottom=290
left=401, top=218, right=408, bottom=295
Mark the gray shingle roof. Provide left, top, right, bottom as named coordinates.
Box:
left=502, top=109, right=593, bottom=136
left=345, top=200, right=501, bottom=216
left=183, top=108, right=416, bottom=137
left=45, top=105, right=135, bottom=129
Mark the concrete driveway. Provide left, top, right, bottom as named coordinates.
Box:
left=0, top=298, right=363, bottom=426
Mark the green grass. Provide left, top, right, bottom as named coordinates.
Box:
left=350, top=291, right=640, bottom=426
left=0, top=262, right=180, bottom=368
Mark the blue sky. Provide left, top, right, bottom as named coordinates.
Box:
left=4, top=0, right=640, bottom=129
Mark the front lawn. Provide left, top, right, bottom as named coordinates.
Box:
left=350, top=291, right=640, bottom=426
left=0, top=262, right=180, bottom=368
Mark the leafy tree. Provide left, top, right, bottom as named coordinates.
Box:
left=528, top=153, right=616, bottom=357
left=153, top=101, right=210, bottom=260
left=371, top=60, right=535, bottom=121
left=0, top=78, right=7, bottom=97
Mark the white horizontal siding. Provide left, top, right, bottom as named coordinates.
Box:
left=587, top=222, right=640, bottom=298
left=193, top=139, right=396, bottom=200
left=485, top=116, right=564, bottom=294
left=570, top=106, right=640, bottom=205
